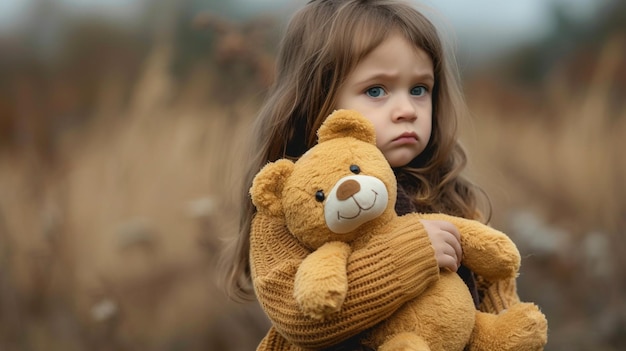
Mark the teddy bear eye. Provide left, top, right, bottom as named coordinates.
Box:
left=349, top=165, right=361, bottom=174
left=315, top=190, right=325, bottom=202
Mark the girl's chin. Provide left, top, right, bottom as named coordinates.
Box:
left=380, top=144, right=424, bottom=167
left=383, top=147, right=423, bottom=168
left=385, top=155, right=417, bottom=168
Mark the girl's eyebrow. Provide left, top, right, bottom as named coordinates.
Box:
left=354, top=71, right=434, bottom=86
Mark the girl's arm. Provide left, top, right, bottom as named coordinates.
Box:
left=249, top=213, right=440, bottom=349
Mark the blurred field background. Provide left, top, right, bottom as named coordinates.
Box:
left=0, top=0, right=624, bottom=350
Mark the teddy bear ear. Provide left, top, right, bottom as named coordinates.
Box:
left=317, top=109, right=376, bottom=145
left=250, top=159, right=294, bottom=216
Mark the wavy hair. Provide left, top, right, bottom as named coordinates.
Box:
left=222, top=0, right=490, bottom=300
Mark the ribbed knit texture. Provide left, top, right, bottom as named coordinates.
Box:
left=250, top=213, right=439, bottom=349
left=477, top=276, right=520, bottom=313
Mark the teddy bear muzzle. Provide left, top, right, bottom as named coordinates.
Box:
left=324, top=175, right=388, bottom=234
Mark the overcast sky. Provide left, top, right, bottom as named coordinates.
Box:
left=0, top=0, right=606, bottom=63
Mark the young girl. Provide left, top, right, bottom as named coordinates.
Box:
left=225, top=0, right=548, bottom=349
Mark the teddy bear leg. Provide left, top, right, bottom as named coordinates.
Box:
left=468, top=303, right=547, bottom=351
left=378, top=332, right=431, bottom=351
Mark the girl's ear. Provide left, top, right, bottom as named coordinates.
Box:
left=317, top=109, right=376, bottom=145
left=249, top=159, right=294, bottom=216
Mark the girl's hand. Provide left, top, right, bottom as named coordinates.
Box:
left=419, top=219, right=462, bottom=272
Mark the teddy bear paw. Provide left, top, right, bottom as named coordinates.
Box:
left=298, top=289, right=346, bottom=320
left=490, top=303, right=548, bottom=351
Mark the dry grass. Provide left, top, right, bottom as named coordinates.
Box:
left=463, top=35, right=625, bottom=234
left=0, top=46, right=269, bottom=351
left=460, top=34, right=626, bottom=350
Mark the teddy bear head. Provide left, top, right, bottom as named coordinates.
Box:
left=250, top=109, right=398, bottom=250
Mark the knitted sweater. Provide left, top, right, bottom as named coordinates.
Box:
left=250, top=212, right=440, bottom=349
left=255, top=278, right=522, bottom=351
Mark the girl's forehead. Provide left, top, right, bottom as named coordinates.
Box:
left=349, top=33, right=431, bottom=69
left=341, top=36, right=433, bottom=88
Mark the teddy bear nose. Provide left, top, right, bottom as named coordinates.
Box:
left=336, top=179, right=360, bottom=201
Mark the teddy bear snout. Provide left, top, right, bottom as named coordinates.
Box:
left=336, top=179, right=361, bottom=200
left=324, top=175, right=389, bottom=234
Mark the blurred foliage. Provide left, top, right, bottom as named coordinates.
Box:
left=0, top=0, right=278, bottom=157
left=494, top=0, right=626, bottom=88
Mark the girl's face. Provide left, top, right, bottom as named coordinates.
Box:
left=336, top=33, right=434, bottom=168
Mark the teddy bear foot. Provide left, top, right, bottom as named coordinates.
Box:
left=378, top=332, right=431, bottom=351
left=470, top=303, right=547, bottom=351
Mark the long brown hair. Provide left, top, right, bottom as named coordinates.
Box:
left=222, top=0, right=489, bottom=301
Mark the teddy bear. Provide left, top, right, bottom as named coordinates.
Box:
left=249, top=109, right=547, bottom=351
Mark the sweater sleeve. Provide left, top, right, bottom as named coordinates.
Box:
left=477, top=275, right=521, bottom=313
left=249, top=213, right=440, bottom=349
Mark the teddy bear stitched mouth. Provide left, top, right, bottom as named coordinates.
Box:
left=337, top=190, right=379, bottom=220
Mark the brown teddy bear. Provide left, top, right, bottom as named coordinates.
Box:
left=250, top=109, right=547, bottom=351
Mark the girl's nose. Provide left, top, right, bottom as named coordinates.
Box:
left=391, top=94, right=418, bottom=122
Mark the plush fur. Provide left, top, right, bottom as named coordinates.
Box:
left=250, top=109, right=547, bottom=350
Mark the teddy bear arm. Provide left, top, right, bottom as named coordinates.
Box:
left=294, top=241, right=351, bottom=320
left=419, top=213, right=521, bottom=281
left=458, top=220, right=521, bottom=281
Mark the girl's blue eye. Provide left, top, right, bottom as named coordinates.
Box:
left=411, top=86, right=427, bottom=96
left=365, top=87, right=385, bottom=98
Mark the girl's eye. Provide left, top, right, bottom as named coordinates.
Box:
left=315, top=190, right=325, bottom=202
left=365, top=86, right=385, bottom=98
left=411, top=86, right=427, bottom=96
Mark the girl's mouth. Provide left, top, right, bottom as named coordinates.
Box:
left=393, top=132, right=418, bottom=143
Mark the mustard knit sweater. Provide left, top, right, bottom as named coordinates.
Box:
left=250, top=213, right=521, bottom=350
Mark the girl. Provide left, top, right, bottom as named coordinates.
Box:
left=224, top=0, right=548, bottom=349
